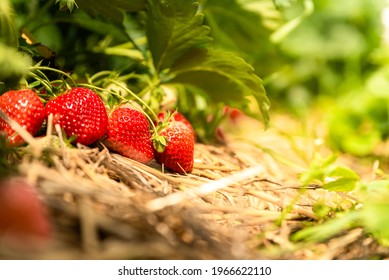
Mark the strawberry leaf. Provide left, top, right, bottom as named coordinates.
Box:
left=145, top=0, right=212, bottom=73
left=145, top=0, right=270, bottom=125
left=76, top=0, right=146, bottom=24
left=167, top=48, right=270, bottom=125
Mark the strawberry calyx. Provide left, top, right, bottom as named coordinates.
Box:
left=152, top=133, right=167, bottom=153
left=151, top=110, right=178, bottom=153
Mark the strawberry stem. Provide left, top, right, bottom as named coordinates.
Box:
left=25, top=71, right=52, bottom=91
left=27, top=65, right=76, bottom=86
left=107, top=80, right=159, bottom=123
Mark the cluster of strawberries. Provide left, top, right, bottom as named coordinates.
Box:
left=0, top=87, right=196, bottom=247
left=0, top=87, right=195, bottom=173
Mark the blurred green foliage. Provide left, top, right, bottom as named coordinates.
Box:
left=2, top=0, right=389, bottom=148
left=3, top=0, right=272, bottom=142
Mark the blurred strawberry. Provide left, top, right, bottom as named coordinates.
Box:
left=45, top=87, right=108, bottom=145
left=104, top=107, right=154, bottom=164
left=223, top=106, right=244, bottom=123
left=0, top=177, right=52, bottom=246
left=0, top=89, right=45, bottom=146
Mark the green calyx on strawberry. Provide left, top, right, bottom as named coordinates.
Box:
left=45, top=87, right=108, bottom=146
left=104, top=106, right=154, bottom=164
left=152, top=110, right=195, bottom=173
left=156, top=110, right=195, bottom=138
left=0, top=89, right=46, bottom=146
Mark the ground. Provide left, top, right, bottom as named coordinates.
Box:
left=1, top=111, right=389, bottom=260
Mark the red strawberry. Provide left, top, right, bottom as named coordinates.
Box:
left=104, top=107, right=154, bottom=164
left=45, top=87, right=108, bottom=145
left=0, top=177, right=52, bottom=246
left=153, top=120, right=195, bottom=173
left=0, top=89, right=45, bottom=146
left=157, top=110, right=195, bottom=138
left=223, top=106, right=244, bottom=123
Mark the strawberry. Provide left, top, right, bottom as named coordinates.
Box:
left=157, top=110, right=195, bottom=138
left=104, top=107, right=154, bottom=164
left=45, top=87, right=108, bottom=145
left=153, top=120, right=195, bottom=173
left=223, top=106, right=244, bottom=123
left=0, top=177, right=52, bottom=246
left=0, top=89, right=45, bottom=146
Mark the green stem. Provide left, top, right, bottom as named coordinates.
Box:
left=88, top=71, right=114, bottom=84
left=108, top=80, right=159, bottom=125
left=27, top=65, right=77, bottom=86
left=138, top=75, right=162, bottom=98
left=25, top=72, right=52, bottom=91
left=78, top=82, right=159, bottom=133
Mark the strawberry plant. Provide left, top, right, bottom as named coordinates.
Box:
left=5, top=0, right=270, bottom=142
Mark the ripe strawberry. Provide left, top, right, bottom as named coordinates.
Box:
left=0, top=89, right=45, bottom=146
left=223, top=106, right=244, bottom=123
left=104, top=107, right=154, bottom=164
left=45, top=87, right=108, bottom=145
left=0, top=177, right=52, bottom=246
left=157, top=110, right=195, bottom=138
left=153, top=120, right=195, bottom=173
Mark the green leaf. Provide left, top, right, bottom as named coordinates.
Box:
left=107, top=94, right=116, bottom=109
left=355, top=180, right=389, bottom=246
left=323, top=177, right=358, bottom=192
left=359, top=180, right=389, bottom=194
left=291, top=211, right=360, bottom=243
left=167, top=48, right=270, bottom=124
left=70, top=12, right=129, bottom=42
left=145, top=0, right=213, bottom=72
left=111, top=0, right=146, bottom=11
left=322, top=165, right=359, bottom=191
left=299, top=153, right=359, bottom=191
left=76, top=0, right=146, bottom=24
left=298, top=153, right=336, bottom=185
left=202, top=0, right=279, bottom=55
left=330, top=166, right=360, bottom=180
left=27, top=80, right=42, bottom=89
left=362, top=202, right=389, bottom=246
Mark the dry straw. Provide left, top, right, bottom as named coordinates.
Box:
left=0, top=114, right=384, bottom=260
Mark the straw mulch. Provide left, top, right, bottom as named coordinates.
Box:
left=1, top=122, right=389, bottom=260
